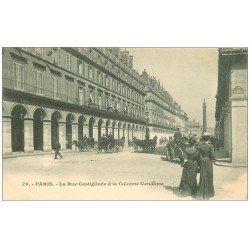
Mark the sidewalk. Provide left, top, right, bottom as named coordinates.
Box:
left=2, top=146, right=134, bottom=159
left=214, top=148, right=247, bottom=168
left=2, top=149, right=74, bottom=159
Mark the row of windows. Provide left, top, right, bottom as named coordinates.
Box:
left=95, top=69, right=143, bottom=104
left=152, top=112, right=176, bottom=127
left=77, top=48, right=143, bottom=88
left=147, top=92, right=177, bottom=113
left=22, top=48, right=185, bottom=117
left=80, top=87, right=144, bottom=118
left=146, top=77, right=174, bottom=105
left=12, top=61, right=144, bottom=119
left=22, top=48, right=144, bottom=105
left=146, top=101, right=176, bottom=120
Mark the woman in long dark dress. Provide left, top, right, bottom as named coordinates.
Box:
left=196, top=132, right=215, bottom=200
left=179, top=138, right=199, bottom=197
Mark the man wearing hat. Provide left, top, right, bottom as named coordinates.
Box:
left=174, top=128, right=182, bottom=143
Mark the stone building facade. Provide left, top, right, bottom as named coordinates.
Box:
left=141, top=70, right=188, bottom=140
left=215, top=48, right=247, bottom=164
left=2, top=47, right=189, bottom=154
left=3, top=47, right=147, bottom=154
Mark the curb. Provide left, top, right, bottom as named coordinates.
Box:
left=214, top=161, right=247, bottom=168
left=2, top=150, right=95, bottom=159
left=3, top=146, right=134, bottom=159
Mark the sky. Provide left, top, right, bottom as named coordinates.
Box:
left=128, top=48, right=218, bottom=128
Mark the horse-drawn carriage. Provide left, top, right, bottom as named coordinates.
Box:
left=165, top=139, right=189, bottom=163
left=73, top=137, right=96, bottom=152
left=133, top=136, right=157, bottom=152
left=95, top=136, right=125, bottom=153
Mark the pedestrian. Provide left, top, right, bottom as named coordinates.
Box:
left=54, top=140, right=63, bottom=159
left=101, top=133, right=108, bottom=144
left=166, top=137, right=174, bottom=161
left=107, top=131, right=114, bottom=143
left=174, top=128, right=182, bottom=143
left=196, top=132, right=215, bottom=200
left=82, top=134, right=88, bottom=148
left=179, top=138, right=199, bottom=197
left=72, top=140, right=77, bottom=153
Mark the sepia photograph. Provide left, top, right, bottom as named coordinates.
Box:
left=2, top=47, right=248, bottom=200
left=1, top=2, right=250, bottom=250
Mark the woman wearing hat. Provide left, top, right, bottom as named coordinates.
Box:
left=196, top=132, right=215, bottom=199
left=179, top=138, right=199, bottom=197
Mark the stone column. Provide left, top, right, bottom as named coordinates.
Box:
left=141, top=129, right=144, bottom=140
left=114, top=128, right=118, bottom=139
left=3, top=116, right=12, bottom=154
left=118, top=128, right=121, bottom=139
left=72, top=123, right=78, bottom=141
left=79, top=125, right=84, bottom=139
left=93, top=126, right=99, bottom=141
left=231, top=98, right=247, bottom=164
left=223, top=113, right=229, bottom=155
left=83, top=125, right=89, bottom=137
left=59, top=122, right=66, bottom=150
left=124, top=129, right=128, bottom=146
left=128, top=129, right=132, bottom=141
left=24, top=118, right=34, bottom=152
left=43, top=120, right=52, bottom=151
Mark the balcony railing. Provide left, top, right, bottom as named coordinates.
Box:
left=3, top=78, right=146, bottom=122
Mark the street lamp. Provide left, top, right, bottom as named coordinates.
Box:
left=70, top=114, right=74, bottom=123
left=19, top=100, right=25, bottom=120
left=56, top=107, right=60, bottom=123
left=40, top=105, right=44, bottom=121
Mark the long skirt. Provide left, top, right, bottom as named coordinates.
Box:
left=179, top=160, right=198, bottom=197
left=197, top=157, right=215, bottom=200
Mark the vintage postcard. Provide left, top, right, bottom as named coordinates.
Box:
left=2, top=47, right=248, bottom=200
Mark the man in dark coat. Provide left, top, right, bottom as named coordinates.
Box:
left=101, top=133, right=107, bottom=140
left=107, top=131, right=114, bottom=143
left=101, top=134, right=108, bottom=145
left=54, top=140, right=63, bottom=159
left=82, top=134, right=88, bottom=146
left=174, top=128, right=182, bottom=143
left=166, top=137, right=174, bottom=160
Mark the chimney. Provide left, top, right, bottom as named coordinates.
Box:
left=120, top=50, right=129, bottom=66
left=152, top=77, right=157, bottom=87
left=140, top=69, right=149, bottom=84
left=111, top=48, right=121, bottom=58
left=129, top=55, right=133, bottom=69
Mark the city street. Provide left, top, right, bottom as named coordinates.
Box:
left=3, top=146, right=247, bottom=200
